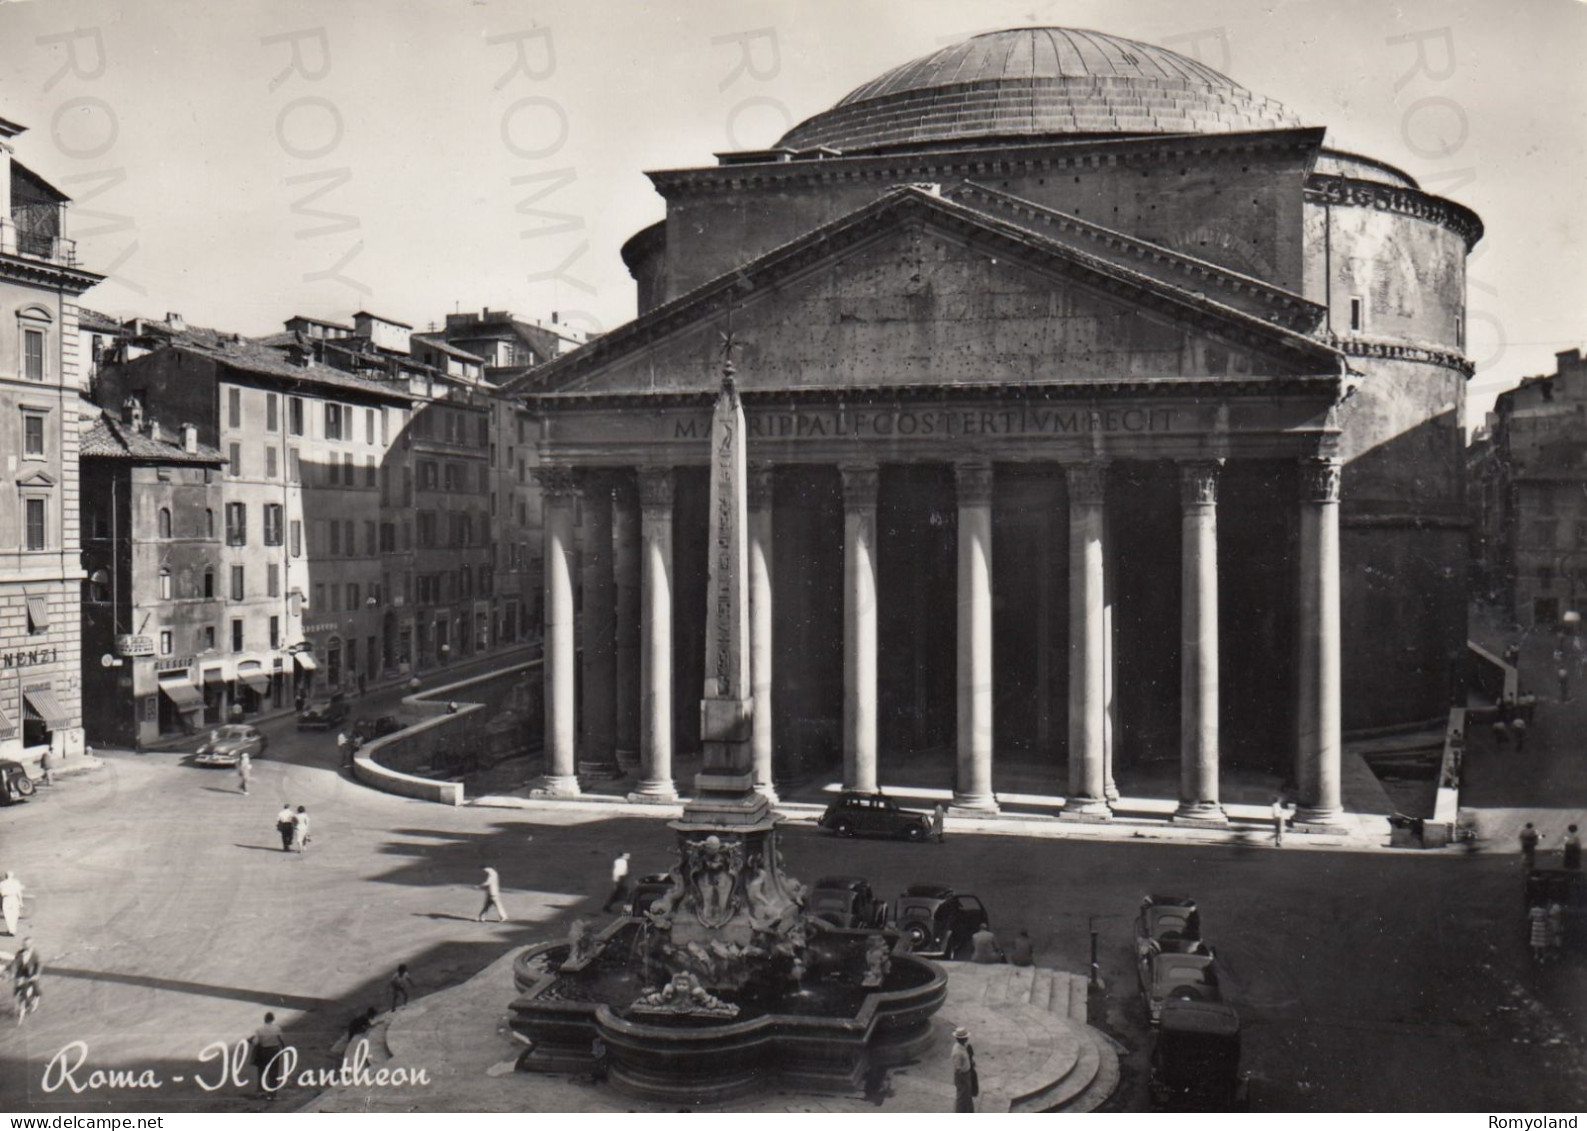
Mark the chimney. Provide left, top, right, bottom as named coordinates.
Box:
left=166, top=312, right=185, bottom=333
left=181, top=423, right=198, bottom=453
left=145, top=416, right=162, bottom=443
left=121, top=395, right=143, bottom=431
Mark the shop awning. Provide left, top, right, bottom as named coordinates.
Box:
left=236, top=663, right=271, bottom=695
left=0, top=706, right=14, bottom=741
left=24, top=595, right=48, bottom=632
left=23, top=687, right=70, bottom=730
left=157, top=675, right=205, bottom=711
left=294, top=652, right=318, bottom=671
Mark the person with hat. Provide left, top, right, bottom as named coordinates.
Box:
left=951, top=1027, right=979, bottom=1112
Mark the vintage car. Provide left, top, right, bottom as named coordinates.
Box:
left=1135, top=895, right=1202, bottom=959
left=894, top=885, right=989, bottom=959
left=1137, top=938, right=1221, bottom=1025
left=193, top=725, right=269, bottom=767
left=0, top=759, right=36, bottom=803
left=818, top=790, right=933, bottom=841
left=1149, top=997, right=1246, bottom=1109
left=626, top=873, right=678, bottom=918
left=351, top=715, right=405, bottom=743
left=296, top=692, right=349, bottom=731
left=806, top=876, right=889, bottom=930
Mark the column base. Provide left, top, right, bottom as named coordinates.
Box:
left=576, top=759, right=622, bottom=781
left=1293, top=806, right=1348, bottom=833
left=531, top=774, right=582, bottom=799
left=1171, top=801, right=1229, bottom=827
left=614, top=746, right=641, bottom=774
left=1059, top=797, right=1113, bottom=821
left=753, top=783, right=780, bottom=805
left=626, top=780, right=679, bottom=804
left=950, top=793, right=999, bottom=815
left=1104, top=778, right=1120, bottom=804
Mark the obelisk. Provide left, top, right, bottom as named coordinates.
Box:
left=675, top=362, right=772, bottom=832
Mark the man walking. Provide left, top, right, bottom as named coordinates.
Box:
left=10, top=938, right=40, bottom=1023
left=275, top=805, right=296, bottom=851
left=476, top=866, right=507, bottom=922
left=335, top=731, right=349, bottom=766
left=1271, top=796, right=1292, bottom=848
left=389, top=963, right=414, bottom=1009
left=601, top=852, right=632, bottom=913
left=1520, top=823, right=1542, bottom=869
left=0, top=872, right=24, bottom=936
left=238, top=750, right=252, bottom=795
left=251, top=1011, right=288, bottom=1097
left=951, top=1027, right=978, bottom=1112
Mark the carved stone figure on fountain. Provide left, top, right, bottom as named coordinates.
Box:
left=631, top=971, right=740, bottom=1019
left=862, top=934, right=893, bottom=988
left=560, top=917, right=602, bottom=972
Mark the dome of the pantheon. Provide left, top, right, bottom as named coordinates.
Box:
left=776, top=27, right=1304, bottom=155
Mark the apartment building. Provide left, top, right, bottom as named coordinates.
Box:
left=0, top=115, right=102, bottom=762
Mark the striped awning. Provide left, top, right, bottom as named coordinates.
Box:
left=0, top=705, right=14, bottom=740
left=23, top=687, right=70, bottom=730
left=294, top=652, right=318, bottom=671
left=156, top=674, right=204, bottom=711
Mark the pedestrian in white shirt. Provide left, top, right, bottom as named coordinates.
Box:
left=601, top=852, right=632, bottom=912
left=0, top=872, right=24, bottom=936
left=476, top=866, right=507, bottom=922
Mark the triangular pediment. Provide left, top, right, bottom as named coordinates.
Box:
left=520, top=187, right=1342, bottom=399
left=16, top=470, right=55, bottom=488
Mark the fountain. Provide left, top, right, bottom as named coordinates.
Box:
left=510, top=353, right=946, bottom=1105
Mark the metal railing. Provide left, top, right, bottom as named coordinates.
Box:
left=0, top=218, right=78, bottom=266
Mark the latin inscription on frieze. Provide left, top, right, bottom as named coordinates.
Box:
left=672, top=405, right=1178, bottom=441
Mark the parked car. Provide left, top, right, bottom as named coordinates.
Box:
left=818, top=791, right=932, bottom=841
left=1137, top=938, right=1221, bottom=1025
left=1135, top=895, right=1201, bottom=960
left=0, top=759, right=36, bottom=803
left=894, top=885, right=989, bottom=959
left=297, top=692, right=349, bottom=730
left=193, top=725, right=269, bottom=767
left=807, top=876, right=889, bottom=929
left=627, top=873, right=677, bottom=918
left=1149, top=997, right=1245, bottom=1109
left=351, top=715, right=404, bottom=743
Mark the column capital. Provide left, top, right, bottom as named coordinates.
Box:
left=840, top=463, right=879, bottom=508
left=747, top=463, right=776, bottom=509
left=1299, top=457, right=1342, bottom=504
left=955, top=461, right=995, bottom=507
left=637, top=466, right=675, bottom=512
left=532, top=464, right=580, bottom=499
left=1178, top=460, right=1223, bottom=508
left=1065, top=461, right=1108, bottom=506
left=578, top=467, right=616, bottom=496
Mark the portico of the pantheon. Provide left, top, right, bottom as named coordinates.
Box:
left=508, top=27, right=1480, bottom=828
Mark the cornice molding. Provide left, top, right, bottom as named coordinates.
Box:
left=1305, top=173, right=1483, bottom=249
left=1330, top=334, right=1475, bottom=377
left=0, top=252, right=104, bottom=294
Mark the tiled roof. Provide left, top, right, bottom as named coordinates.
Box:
left=168, top=337, right=413, bottom=402
left=412, top=334, right=487, bottom=363
left=777, top=27, right=1304, bottom=155
left=79, top=406, right=225, bottom=464
left=76, top=307, right=123, bottom=333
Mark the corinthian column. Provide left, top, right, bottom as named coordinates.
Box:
left=533, top=465, right=580, bottom=797
left=613, top=475, right=641, bottom=773
left=954, top=461, right=998, bottom=811
left=629, top=467, right=678, bottom=802
left=1296, top=457, right=1343, bottom=827
left=841, top=463, right=879, bottom=793
left=748, top=464, right=777, bottom=802
left=1063, top=462, right=1111, bottom=819
left=579, top=471, right=619, bottom=780
left=1174, top=460, right=1226, bottom=825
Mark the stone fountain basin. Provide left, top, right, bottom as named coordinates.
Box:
left=510, top=922, right=948, bottom=1105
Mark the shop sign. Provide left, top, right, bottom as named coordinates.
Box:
left=2, top=646, right=59, bottom=670
left=116, top=634, right=156, bottom=657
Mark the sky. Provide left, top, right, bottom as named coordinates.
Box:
left=0, top=0, right=1581, bottom=429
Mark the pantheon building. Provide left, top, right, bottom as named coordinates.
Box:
left=514, top=27, right=1479, bottom=826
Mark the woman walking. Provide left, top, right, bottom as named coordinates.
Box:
left=291, top=806, right=310, bottom=853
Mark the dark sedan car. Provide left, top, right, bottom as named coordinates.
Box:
left=807, top=876, right=889, bottom=929
left=894, top=885, right=989, bottom=959
left=193, top=725, right=269, bottom=767
left=818, top=791, right=932, bottom=841
left=297, top=692, right=349, bottom=731
left=0, top=759, right=36, bottom=803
